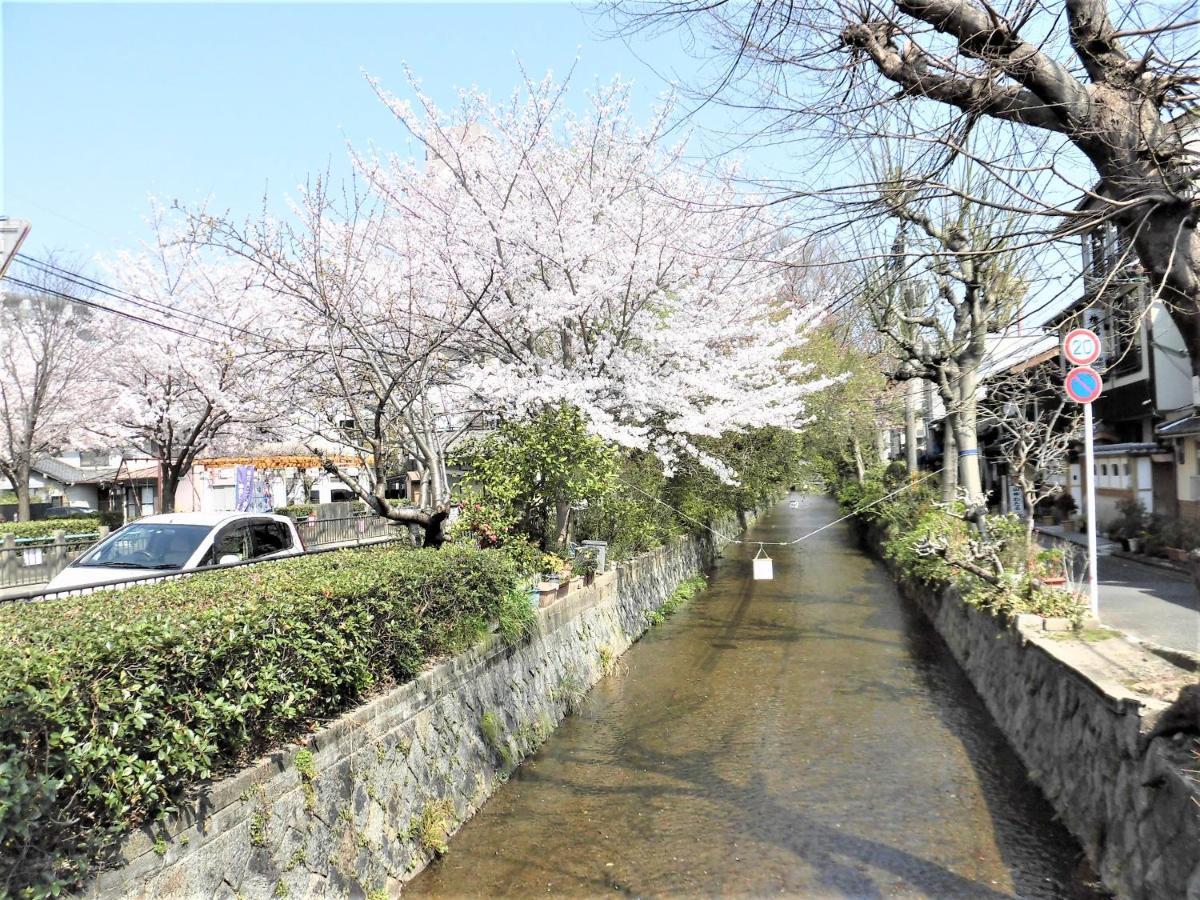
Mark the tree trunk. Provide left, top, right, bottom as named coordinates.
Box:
left=160, top=461, right=178, bottom=514
left=553, top=498, right=571, bottom=551
left=15, top=462, right=32, bottom=521
left=851, top=435, right=866, bottom=483
left=940, top=423, right=956, bottom=503
left=953, top=375, right=985, bottom=515
left=421, top=509, right=449, bottom=548
left=905, top=380, right=919, bottom=474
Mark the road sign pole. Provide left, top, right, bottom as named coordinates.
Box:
left=1083, top=401, right=1099, bottom=618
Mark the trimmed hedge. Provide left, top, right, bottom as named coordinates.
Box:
left=0, top=518, right=102, bottom=540
left=0, top=545, right=525, bottom=897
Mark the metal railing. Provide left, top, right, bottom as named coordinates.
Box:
left=0, top=530, right=106, bottom=590
left=0, top=515, right=401, bottom=595
left=296, top=514, right=399, bottom=549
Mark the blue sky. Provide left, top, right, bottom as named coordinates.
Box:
left=3, top=2, right=725, bottom=261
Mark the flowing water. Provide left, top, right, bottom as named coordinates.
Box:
left=408, top=495, right=1104, bottom=898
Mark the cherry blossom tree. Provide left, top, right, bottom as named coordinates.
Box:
left=100, top=213, right=282, bottom=513
left=187, top=74, right=835, bottom=546
left=187, top=179, right=493, bottom=546
left=0, top=259, right=107, bottom=519
left=360, top=73, right=835, bottom=479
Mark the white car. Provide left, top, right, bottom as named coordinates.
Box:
left=47, top=512, right=304, bottom=591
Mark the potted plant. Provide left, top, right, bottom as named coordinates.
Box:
left=556, top=561, right=574, bottom=598
left=1052, top=492, right=1077, bottom=525
left=1035, top=548, right=1068, bottom=587
left=1160, top=521, right=1197, bottom=563
left=574, top=549, right=599, bottom=586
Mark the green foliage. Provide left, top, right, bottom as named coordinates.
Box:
left=0, top=544, right=518, bottom=897
left=0, top=518, right=102, bottom=540
left=831, top=471, right=1086, bottom=627
left=495, top=585, right=536, bottom=643
left=453, top=405, right=618, bottom=550
left=791, top=327, right=893, bottom=484
left=407, top=799, right=454, bottom=856
left=479, top=712, right=502, bottom=749
left=572, top=548, right=599, bottom=577
left=574, top=452, right=680, bottom=560
left=274, top=504, right=316, bottom=520
left=651, top=574, right=707, bottom=624
left=1109, top=498, right=1147, bottom=542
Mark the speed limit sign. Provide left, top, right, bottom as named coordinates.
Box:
left=1063, top=328, right=1102, bottom=366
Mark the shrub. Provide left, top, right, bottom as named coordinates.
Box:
left=1109, top=498, right=1147, bottom=542
left=273, top=504, right=316, bottom=520
left=0, top=518, right=102, bottom=540
left=0, top=544, right=519, bottom=897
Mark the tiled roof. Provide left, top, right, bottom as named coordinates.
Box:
left=31, top=456, right=91, bottom=485
left=1156, top=415, right=1200, bottom=438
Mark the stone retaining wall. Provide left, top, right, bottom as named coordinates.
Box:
left=84, top=515, right=750, bottom=899
left=866, top=523, right=1200, bottom=900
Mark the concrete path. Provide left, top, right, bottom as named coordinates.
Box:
left=1037, top=527, right=1198, bottom=654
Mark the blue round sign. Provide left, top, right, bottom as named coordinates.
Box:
left=1064, top=366, right=1103, bottom=404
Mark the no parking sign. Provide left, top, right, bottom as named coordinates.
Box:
left=1064, top=366, right=1103, bottom=404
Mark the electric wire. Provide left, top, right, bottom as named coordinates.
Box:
left=1, top=275, right=224, bottom=345
left=618, top=466, right=944, bottom=547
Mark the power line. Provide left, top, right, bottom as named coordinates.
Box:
left=15, top=253, right=280, bottom=348
left=1, top=275, right=224, bottom=345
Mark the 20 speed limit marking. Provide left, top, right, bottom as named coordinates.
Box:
left=1062, top=328, right=1101, bottom=366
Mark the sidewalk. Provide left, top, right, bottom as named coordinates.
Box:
left=1036, top=525, right=1198, bottom=655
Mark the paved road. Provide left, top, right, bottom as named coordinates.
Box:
left=1039, top=529, right=1197, bottom=654
left=1092, top=555, right=1197, bottom=655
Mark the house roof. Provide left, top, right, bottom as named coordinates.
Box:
left=1090, top=442, right=1164, bottom=457
left=31, top=457, right=91, bottom=485
left=1156, top=415, right=1200, bottom=438
left=979, top=333, right=1059, bottom=381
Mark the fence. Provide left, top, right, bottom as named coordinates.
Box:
left=0, top=530, right=106, bottom=591
left=0, top=515, right=401, bottom=595
left=296, top=514, right=400, bottom=549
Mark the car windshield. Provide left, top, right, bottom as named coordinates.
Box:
left=74, top=523, right=211, bottom=569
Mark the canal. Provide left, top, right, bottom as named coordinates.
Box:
left=408, top=495, right=1103, bottom=898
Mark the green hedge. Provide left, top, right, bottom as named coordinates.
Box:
left=273, top=503, right=316, bottom=519
left=0, top=545, right=527, bottom=897
left=0, top=518, right=103, bottom=540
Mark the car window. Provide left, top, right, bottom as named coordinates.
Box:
left=251, top=520, right=292, bottom=557
left=75, top=524, right=210, bottom=569
left=210, top=523, right=252, bottom=564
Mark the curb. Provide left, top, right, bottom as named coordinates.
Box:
left=1108, top=549, right=1192, bottom=578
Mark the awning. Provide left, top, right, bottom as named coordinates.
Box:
left=1156, top=415, right=1200, bottom=439
left=1090, top=442, right=1163, bottom=457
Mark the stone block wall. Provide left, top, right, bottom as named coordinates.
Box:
left=867, top=525, right=1200, bottom=900
left=83, top=516, right=746, bottom=899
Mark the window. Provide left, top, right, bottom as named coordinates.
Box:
left=252, top=520, right=292, bottom=556
left=209, top=485, right=236, bottom=511
left=208, top=524, right=251, bottom=564
left=78, top=450, right=110, bottom=468
left=308, top=489, right=321, bottom=502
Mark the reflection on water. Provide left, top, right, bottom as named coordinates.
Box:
left=408, top=495, right=1105, bottom=898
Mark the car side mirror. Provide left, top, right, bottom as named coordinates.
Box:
left=219, top=553, right=242, bottom=565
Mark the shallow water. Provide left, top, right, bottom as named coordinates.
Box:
left=408, top=495, right=1103, bottom=898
